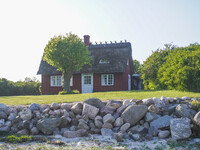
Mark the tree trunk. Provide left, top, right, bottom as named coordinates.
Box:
left=63, top=71, right=73, bottom=92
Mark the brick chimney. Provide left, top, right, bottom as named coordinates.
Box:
left=84, top=35, right=90, bottom=46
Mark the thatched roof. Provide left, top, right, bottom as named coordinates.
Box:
left=37, top=42, right=133, bottom=75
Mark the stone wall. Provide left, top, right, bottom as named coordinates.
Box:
left=0, top=96, right=200, bottom=141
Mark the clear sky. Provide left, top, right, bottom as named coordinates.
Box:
left=0, top=0, right=200, bottom=81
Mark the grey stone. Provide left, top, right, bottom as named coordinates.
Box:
left=158, top=130, right=170, bottom=139
left=63, top=129, right=87, bottom=138
left=170, top=118, right=191, bottom=140
left=84, top=98, right=105, bottom=109
left=148, top=126, right=158, bottom=136
left=100, top=106, right=116, bottom=115
left=130, top=133, right=141, bottom=141
left=114, top=117, right=124, bottom=127
left=176, top=104, right=196, bottom=119
left=128, top=125, right=145, bottom=134
left=143, top=122, right=150, bottom=129
left=51, top=103, right=60, bottom=110
left=150, top=115, right=172, bottom=129
left=101, top=128, right=114, bottom=137
left=167, top=97, right=174, bottom=103
left=18, top=120, right=30, bottom=130
left=142, top=98, right=154, bottom=106
left=0, top=119, right=5, bottom=127
left=153, top=97, right=165, bottom=108
left=53, top=128, right=60, bottom=135
left=194, top=111, right=200, bottom=127
left=117, top=103, right=132, bottom=114
left=182, top=96, right=191, bottom=101
left=77, top=119, right=89, bottom=130
left=29, top=103, right=40, bottom=111
left=40, top=104, right=49, bottom=112
left=60, top=116, right=69, bottom=128
left=61, top=103, right=72, bottom=111
left=17, top=129, right=29, bottom=135
left=114, top=132, right=124, bottom=142
left=37, top=118, right=61, bottom=135
left=82, top=103, right=99, bottom=119
left=103, top=114, right=115, bottom=124
left=19, top=108, right=32, bottom=121
left=30, top=127, right=39, bottom=135
left=168, top=104, right=178, bottom=114
left=113, top=112, right=120, bottom=119
left=145, top=112, right=160, bottom=122
left=71, top=103, right=83, bottom=114
left=8, top=113, right=16, bottom=121
left=106, top=100, right=122, bottom=108
left=121, top=105, right=148, bottom=126
left=148, top=104, right=160, bottom=114
left=0, top=111, right=7, bottom=119
left=0, top=103, right=7, bottom=111
left=0, top=126, right=10, bottom=132
left=102, top=123, right=113, bottom=129
left=5, top=121, right=12, bottom=127
left=120, top=123, right=130, bottom=132
left=123, top=100, right=130, bottom=105
left=95, top=116, right=103, bottom=128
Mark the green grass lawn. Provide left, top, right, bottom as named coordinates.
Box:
left=0, top=90, right=200, bottom=105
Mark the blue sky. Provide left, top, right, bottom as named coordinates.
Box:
left=0, top=0, right=200, bottom=81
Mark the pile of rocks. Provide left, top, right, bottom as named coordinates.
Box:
left=0, top=96, right=200, bottom=141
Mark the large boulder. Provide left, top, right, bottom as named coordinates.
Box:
left=170, top=118, right=191, bottom=140
left=37, top=118, right=61, bottom=135
left=60, top=116, right=69, bottom=128
left=0, top=103, right=7, bottom=111
left=61, top=103, right=72, bottom=111
left=103, top=114, right=115, bottom=124
left=145, top=112, right=160, bottom=122
left=82, top=103, right=99, bottom=119
left=63, top=129, right=87, bottom=138
left=71, top=103, right=83, bottom=114
left=19, top=108, right=32, bottom=121
left=84, top=98, right=105, bottom=109
left=101, top=128, right=114, bottom=137
left=121, top=105, right=148, bottom=126
left=0, top=111, right=7, bottom=119
left=193, top=111, right=200, bottom=127
left=150, top=115, right=172, bottom=129
left=29, top=103, right=40, bottom=111
left=175, top=104, right=196, bottom=118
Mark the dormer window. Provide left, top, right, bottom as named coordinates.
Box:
left=99, top=59, right=110, bottom=64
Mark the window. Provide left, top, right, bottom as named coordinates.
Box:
left=101, top=74, right=114, bottom=86
left=84, top=75, right=91, bottom=84
left=99, top=59, right=110, bottom=64
left=50, top=76, right=73, bottom=86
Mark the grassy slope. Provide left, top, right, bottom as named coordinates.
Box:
left=0, top=90, right=200, bottom=105
left=0, top=90, right=199, bottom=105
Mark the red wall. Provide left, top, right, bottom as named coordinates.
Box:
left=41, top=74, right=81, bottom=95
left=41, top=62, right=131, bottom=94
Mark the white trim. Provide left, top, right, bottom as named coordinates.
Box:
left=128, top=74, right=131, bottom=91
left=50, top=75, right=73, bottom=87
left=99, top=59, right=110, bottom=64
left=101, top=74, right=114, bottom=86
left=81, top=74, right=93, bottom=93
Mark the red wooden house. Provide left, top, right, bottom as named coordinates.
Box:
left=37, top=35, right=134, bottom=94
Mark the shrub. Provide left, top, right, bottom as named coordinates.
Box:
left=58, top=90, right=80, bottom=95
left=4, top=135, right=32, bottom=143
left=191, top=100, right=200, bottom=110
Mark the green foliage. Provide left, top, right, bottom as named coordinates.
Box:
left=0, top=77, right=41, bottom=96
left=58, top=90, right=80, bottom=95
left=133, top=59, right=141, bottom=74
left=3, top=135, right=32, bottom=143
left=43, top=33, right=91, bottom=92
left=141, top=43, right=200, bottom=91
left=191, top=100, right=200, bottom=110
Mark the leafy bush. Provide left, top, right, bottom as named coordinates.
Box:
left=191, top=100, right=200, bottom=110
left=58, top=90, right=80, bottom=95
left=0, top=78, right=41, bottom=96
left=4, top=135, right=32, bottom=143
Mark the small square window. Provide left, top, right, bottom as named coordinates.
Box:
left=101, top=74, right=114, bottom=86
left=84, top=76, right=91, bottom=84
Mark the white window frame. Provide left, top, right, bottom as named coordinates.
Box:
left=99, top=59, right=110, bottom=64
left=101, top=74, right=114, bottom=86
left=50, top=75, right=73, bottom=87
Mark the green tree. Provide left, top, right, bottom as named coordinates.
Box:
left=133, top=59, right=141, bottom=74
left=43, top=33, right=91, bottom=92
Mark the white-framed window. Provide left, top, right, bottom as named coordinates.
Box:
left=101, top=74, right=114, bottom=86
left=50, top=75, right=73, bottom=86
left=99, top=59, right=110, bottom=64
left=84, top=75, right=91, bottom=84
